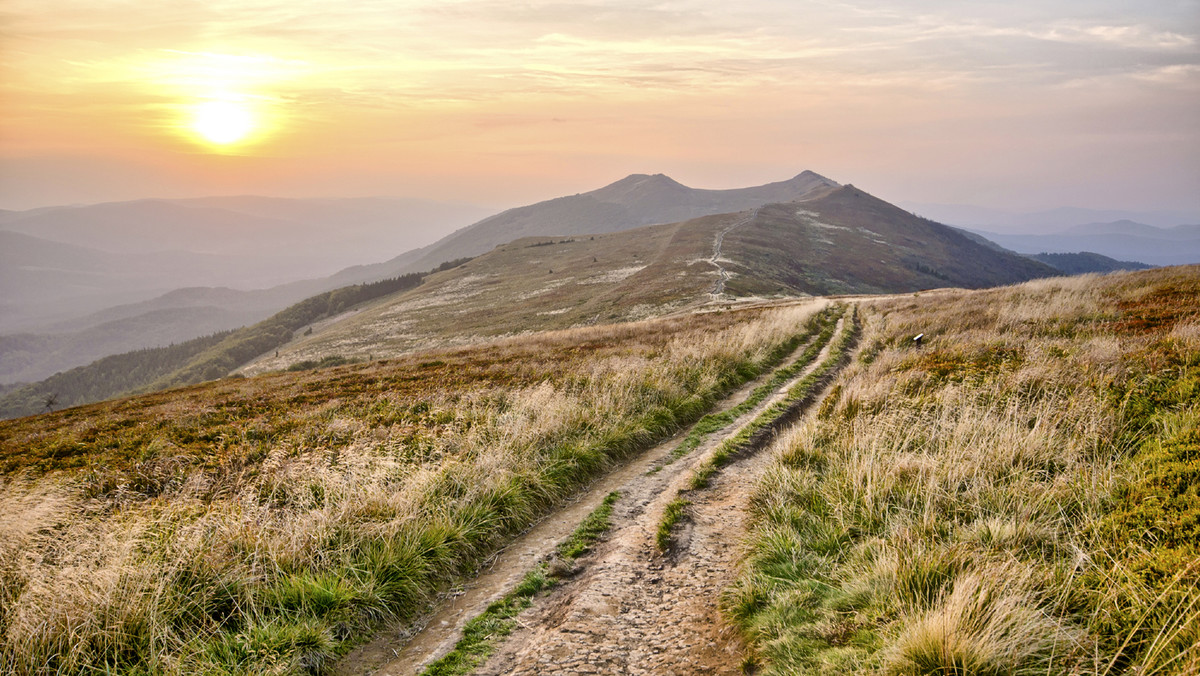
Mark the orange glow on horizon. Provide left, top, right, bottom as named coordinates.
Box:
left=0, top=2, right=1195, bottom=211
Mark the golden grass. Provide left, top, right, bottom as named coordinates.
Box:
left=726, top=266, right=1200, bottom=675
left=0, top=300, right=827, bottom=674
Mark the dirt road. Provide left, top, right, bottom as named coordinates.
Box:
left=709, top=208, right=759, bottom=296
left=340, top=310, right=850, bottom=675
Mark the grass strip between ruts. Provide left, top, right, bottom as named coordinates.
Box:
left=419, top=491, right=621, bottom=676
left=657, top=306, right=858, bottom=551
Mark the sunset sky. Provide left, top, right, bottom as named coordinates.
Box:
left=2, top=0, right=1197, bottom=214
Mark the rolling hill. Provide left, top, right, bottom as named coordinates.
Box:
left=245, top=184, right=1055, bottom=374
left=900, top=202, right=1200, bottom=232
left=0, top=230, right=246, bottom=331
left=1, top=178, right=1057, bottom=417
left=0, top=172, right=840, bottom=383
left=721, top=186, right=1054, bottom=296
left=1027, top=251, right=1152, bottom=274
left=0, top=282, right=345, bottom=385
left=323, top=171, right=841, bottom=284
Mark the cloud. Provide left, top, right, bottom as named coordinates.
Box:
left=2, top=0, right=1197, bottom=210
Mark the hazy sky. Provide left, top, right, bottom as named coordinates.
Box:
left=2, top=0, right=1197, bottom=212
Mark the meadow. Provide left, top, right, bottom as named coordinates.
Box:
left=726, top=266, right=1200, bottom=675
left=0, top=301, right=829, bottom=674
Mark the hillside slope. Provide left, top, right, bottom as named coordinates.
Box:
left=1, top=173, right=838, bottom=381
left=248, top=185, right=1055, bottom=374
left=0, top=230, right=247, bottom=331
left=327, top=171, right=841, bottom=283
left=0, top=282, right=337, bottom=385
left=723, top=186, right=1056, bottom=296
left=0, top=197, right=491, bottom=333
left=1028, top=251, right=1152, bottom=274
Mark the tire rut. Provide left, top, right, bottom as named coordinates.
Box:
left=474, top=316, right=852, bottom=676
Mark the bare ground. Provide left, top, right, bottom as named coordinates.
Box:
left=339, top=314, right=845, bottom=676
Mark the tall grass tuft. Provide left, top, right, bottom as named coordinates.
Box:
left=726, top=268, right=1200, bottom=675
left=0, top=301, right=829, bottom=674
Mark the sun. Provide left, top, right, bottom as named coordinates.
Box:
left=190, top=100, right=256, bottom=146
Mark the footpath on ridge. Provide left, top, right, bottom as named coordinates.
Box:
left=341, top=306, right=857, bottom=676
left=708, top=208, right=759, bottom=297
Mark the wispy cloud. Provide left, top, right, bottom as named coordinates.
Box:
left=1, top=0, right=1196, bottom=210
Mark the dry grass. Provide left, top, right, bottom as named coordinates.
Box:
left=0, top=301, right=826, bottom=675
left=726, top=266, right=1200, bottom=675
left=244, top=218, right=728, bottom=375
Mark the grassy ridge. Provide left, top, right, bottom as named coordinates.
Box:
left=724, top=267, right=1200, bottom=675
left=0, top=301, right=826, bottom=675
left=144, top=260, right=471, bottom=392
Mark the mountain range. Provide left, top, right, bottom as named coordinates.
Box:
left=0, top=170, right=1154, bottom=398
left=240, top=183, right=1053, bottom=375
left=901, top=202, right=1200, bottom=232
left=321, top=170, right=842, bottom=286
left=0, top=172, right=837, bottom=383
left=968, top=221, right=1200, bottom=267
left=0, top=197, right=492, bottom=333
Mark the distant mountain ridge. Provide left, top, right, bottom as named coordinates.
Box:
left=1027, top=252, right=1152, bottom=275
left=1, top=178, right=1064, bottom=418
left=967, top=221, right=1200, bottom=267
left=329, top=171, right=841, bottom=283
left=4, top=172, right=1107, bottom=401
left=1060, top=220, right=1200, bottom=239
left=244, top=184, right=1056, bottom=375
left=900, top=202, right=1200, bottom=232
left=0, top=196, right=492, bottom=333
left=721, top=186, right=1054, bottom=296
left=0, top=172, right=840, bottom=383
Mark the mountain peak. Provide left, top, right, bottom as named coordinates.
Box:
left=589, top=173, right=691, bottom=203
left=597, top=173, right=688, bottom=192
left=789, top=170, right=839, bottom=186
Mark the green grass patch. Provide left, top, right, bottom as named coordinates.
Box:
left=558, top=491, right=621, bottom=560
left=285, top=355, right=360, bottom=372
left=419, top=566, right=554, bottom=676
left=420, top=492, right=623, bottom=675
left=656, top=498, right=691, bottom=552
